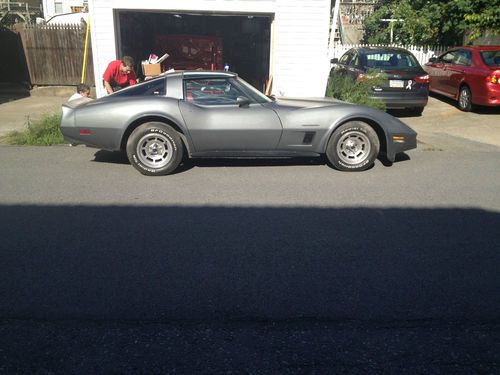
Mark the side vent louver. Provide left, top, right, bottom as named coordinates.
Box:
left=302, top=132, right=315, bottom=144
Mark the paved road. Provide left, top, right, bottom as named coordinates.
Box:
left=1, top=146, right=499, bottom=373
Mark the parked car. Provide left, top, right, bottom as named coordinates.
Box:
left=330, top=47, right=429, bottom=115
left=60, top=71, right=417, bottom=176
left=424, top=46, right=500, bottom=111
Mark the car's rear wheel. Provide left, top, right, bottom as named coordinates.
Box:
left=326, top=121, right=380, bottom=171
left=126, top=122, right=183, bottom=176
left=458, top=85, right=473, bottom=112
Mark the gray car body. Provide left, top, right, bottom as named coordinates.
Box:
left=60, top=71, right=416, bottom=162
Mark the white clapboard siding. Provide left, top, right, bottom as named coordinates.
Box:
left=88, top=0, right=331, bottom=98
left=331, top=42, right=450, bottom=66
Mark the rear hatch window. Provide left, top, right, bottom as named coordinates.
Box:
left=364, top=52, right=421, bottom=70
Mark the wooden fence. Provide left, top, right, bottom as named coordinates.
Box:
left=15, top=23, right=94, bottom=86
left=331, top=42, right=450, bottom=65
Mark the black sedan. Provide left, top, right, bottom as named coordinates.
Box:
left=60, top=71, right=417, bottom=176
left=331, top=47, right=430, bottom=115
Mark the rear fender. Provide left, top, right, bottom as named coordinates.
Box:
left=120, top=114, right=193, bottom=155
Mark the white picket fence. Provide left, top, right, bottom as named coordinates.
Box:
left=330, top=42, right=450, bottom=65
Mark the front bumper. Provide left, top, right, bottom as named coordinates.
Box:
left=386, top=131, right=417, bottom=162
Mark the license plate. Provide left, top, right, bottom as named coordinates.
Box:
left=390, top=80, right=404, bottom=88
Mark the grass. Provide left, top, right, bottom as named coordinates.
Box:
left=326, top=69, right=387, bottom=111
left=6, top=112, right=65, bottom=146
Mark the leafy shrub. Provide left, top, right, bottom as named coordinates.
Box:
left=326, top=69, right=387, bottom=111
left=7, top=112, right=65, bottom=146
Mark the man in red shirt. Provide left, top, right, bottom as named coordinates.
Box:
left=102, top=56, right=137, bottom=94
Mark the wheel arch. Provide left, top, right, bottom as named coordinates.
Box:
left=120, top=115, right=191, bottom=154
left=455, top=80, right=470, bottom=99
left=324, top=117, right=387, bottom=156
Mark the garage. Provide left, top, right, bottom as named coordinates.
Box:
left=88, top=0, right=331, bottom=98
left=115, top=11, right=272, bottom=90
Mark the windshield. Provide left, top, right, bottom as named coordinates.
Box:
left=233, top=77, right=272, bottom=103
left=480, top=50, right=500, bottom=66
left=183, top=76, right=272, bottom=106
left=362, top=51, right=421, bottom=70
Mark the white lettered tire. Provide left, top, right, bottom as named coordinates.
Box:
left=126, top=122, right=183, bottom=176
left=326, top=121, right=380, bottom=171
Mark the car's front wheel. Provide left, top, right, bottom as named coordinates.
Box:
left=326, top=121, right=380, bottom=171
left=126, top=122, right=183, bottom=176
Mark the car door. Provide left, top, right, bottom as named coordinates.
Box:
left=443, top=49, right=471, bottom=97
left=436, top=51, right=459, bottom=96
left=179, top=77, right=282, bottom=153
left=331, top=49, right=356, bottom=77
left=426, top=51, right=455, bottom=95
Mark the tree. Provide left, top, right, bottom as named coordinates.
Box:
left=362, top=0, right=500, bottom=46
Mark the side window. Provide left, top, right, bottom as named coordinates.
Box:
left=455, top=50, right=472, bottom=66
left=184, top=78, right=247, bottom=105
left=440, top=51, right=457, bottom=64
left=339, top=52, right=352, bottom=65
left=113, top=78, right=165, bottom=97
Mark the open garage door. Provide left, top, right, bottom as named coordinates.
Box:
left=115, top=10, right=273, bottom=91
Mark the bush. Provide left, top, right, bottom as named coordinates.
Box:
left=6, top=112, right=65, bottom=146
left=326, top=69, right=387, bottom=111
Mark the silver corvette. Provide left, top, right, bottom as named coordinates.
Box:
left=60, top=71, right=417, bottom=176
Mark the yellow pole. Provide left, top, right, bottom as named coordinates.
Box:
left=81, top=16, right=90, bottom=84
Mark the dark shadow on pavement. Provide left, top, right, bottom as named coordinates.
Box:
left=429, top=92, right=500, bottom=115
left=92, top=152, right=410, bottom=172
left=1, top=205, right=498, bottom=322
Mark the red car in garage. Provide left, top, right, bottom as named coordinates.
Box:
left=424, top=46, right=500, bottom=111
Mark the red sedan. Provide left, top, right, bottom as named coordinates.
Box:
left=424, top=46, right=500, bottom=111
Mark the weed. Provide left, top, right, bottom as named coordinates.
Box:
left=6, top=112, right=65, bottom=146
left=326, top=69, right=386, bottom=111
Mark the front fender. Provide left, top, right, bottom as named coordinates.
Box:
left=317, top=106, right=416, bottom=161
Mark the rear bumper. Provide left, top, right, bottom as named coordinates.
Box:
left=370, top=90, right=429, bottom=109
left=473, top=84, right=500, bottom=107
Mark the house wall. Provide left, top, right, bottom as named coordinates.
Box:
left=88, top=0, right=331, bottom=98
left=42, top=0, right=86, bottom=19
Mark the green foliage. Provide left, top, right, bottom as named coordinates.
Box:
left=7, top=112, right=65, bottom=146
left=326, top=69, right=386, bottom=111
left=363, top=0, right=500, bottom=46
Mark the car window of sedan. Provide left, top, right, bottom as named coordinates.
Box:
left=184, top=78, right=249, bottom=106
left=480, top=50, right=500, bottom=66
left=439, top=51, right=458, bottom=64
left=339, top=52, right=353, bottom=65
left=455, top=50, right=472, bottom=66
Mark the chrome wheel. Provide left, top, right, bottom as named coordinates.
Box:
left=458, top=86, right=472, bottom=111
left=336, top=130, right=372, bottom=165
left=136, top=133, right=174, bottom=168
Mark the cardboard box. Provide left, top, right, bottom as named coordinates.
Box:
left=141, top=53, right=170, bottom=77
left=142, top=62, right=161, bottom=77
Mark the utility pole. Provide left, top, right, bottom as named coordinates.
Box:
left=380, top=18, right=404, bottom=44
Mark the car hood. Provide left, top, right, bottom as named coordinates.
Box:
left=273, top=96, right=346, bottom=109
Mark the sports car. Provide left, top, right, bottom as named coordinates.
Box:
left=60, top=71, right=417, bottom=176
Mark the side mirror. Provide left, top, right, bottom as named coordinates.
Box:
left=237, top=96, right=251, bottom=107
left=331, top=58, right=339, bottom=64
left=428, top=57, right=437, bottom=63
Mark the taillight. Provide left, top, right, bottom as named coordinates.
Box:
left=486, top=74, right=499, bottom=84
left=415, top=74, right=430, bottom=84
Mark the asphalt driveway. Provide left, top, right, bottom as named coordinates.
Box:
left=392, top=94, right=500, bottom=151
